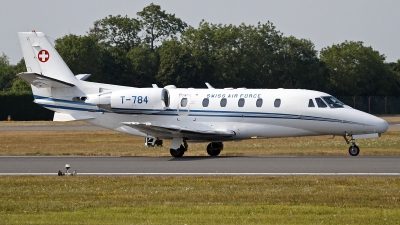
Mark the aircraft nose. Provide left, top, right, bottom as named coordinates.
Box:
left=371, top=117, right=388, bottom=133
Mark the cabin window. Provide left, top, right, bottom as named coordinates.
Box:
left=202, top=98, right=209, bottom=107
left=322, top=96, right=345, bottom=108
left=238, top=98, right=245, bottom=107
left=315, top=98, right=327, bottom=108
left=220, top=98, right=227, bottom=107
left=274, top=99, right=281, bottom=108
left=180, top=98, right=188, bottom=107
left=308, top=99, right=315, bottom=107
left=163, top=90, right=170, bottom=107
left=256, top=98, right=263, bottom=107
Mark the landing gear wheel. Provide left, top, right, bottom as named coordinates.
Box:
left=207, top=142, right=223, bottom=156
left=348, top=145, right=360, bottom=156
left=170, top=144, right=186, bottom=157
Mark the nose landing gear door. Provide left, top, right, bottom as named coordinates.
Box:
left=178, top=94, right=191, bottom=116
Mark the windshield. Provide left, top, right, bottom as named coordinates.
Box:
left=322, top=96, right=345, bottom=108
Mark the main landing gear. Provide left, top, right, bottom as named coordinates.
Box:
left=169, top=138, right=224, bottom=157
left=170, top=142, right=188, bottom=157
left=207, top=142, right=224, bottom=156
left=343, top=135, right=360, bottom=156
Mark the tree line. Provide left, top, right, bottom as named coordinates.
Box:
left=1, top=3, right=400, bottom=97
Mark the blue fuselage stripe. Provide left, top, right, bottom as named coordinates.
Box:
left=34, top=95, right=365, bottom=125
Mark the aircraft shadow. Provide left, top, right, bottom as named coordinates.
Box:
left=168, top=156, right=246, bottom=161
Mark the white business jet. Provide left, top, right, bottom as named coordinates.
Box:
left=17, top=31, right=388, bottom=157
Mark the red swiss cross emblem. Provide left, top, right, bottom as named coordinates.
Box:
left=38, top=50, right=50, bottom=63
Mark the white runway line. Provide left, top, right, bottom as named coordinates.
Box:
left=1, top=173, right=400, bottom=176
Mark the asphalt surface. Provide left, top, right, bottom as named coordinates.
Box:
left=0, top=156, right=399, bottom=175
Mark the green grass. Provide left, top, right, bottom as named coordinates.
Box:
left=1, top=176, right=399, bottom=224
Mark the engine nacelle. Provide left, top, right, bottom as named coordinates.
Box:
left=85, top=88, right=169, bottom=114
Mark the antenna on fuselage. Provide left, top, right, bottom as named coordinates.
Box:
left=205, top=82, right=215, bottom=89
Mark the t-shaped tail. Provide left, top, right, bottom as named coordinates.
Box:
left=17, top=31, right=78, bottom=88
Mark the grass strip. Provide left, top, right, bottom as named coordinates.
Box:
left=1, top=130, right=400, bottom=156
left=0, top=176, right=399, bottom=224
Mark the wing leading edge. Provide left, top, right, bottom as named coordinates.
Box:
left=121, top=122, right=235, bottom=140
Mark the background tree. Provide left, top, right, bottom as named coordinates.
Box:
left=55, top=34, right=104, bottom=82
left=387, top=59, right=400, bottom=76
left=10, top=59, right=30, bottom=92
left=137, top=3, right=187, bottom=49
left=233, top=22, right=283, bottom=88
left=157, top=38, right=198, bottom=87
left=88, top=15, right=141, bottom=52
left=273, top=36, right=325, bottom=90
left=127, top=45, right=159, bottom=87
left=320, top=41, right=396, bottom=96
left=0, top=53, right=14, bottom=91
left=158, top=21, right=287, bottom=89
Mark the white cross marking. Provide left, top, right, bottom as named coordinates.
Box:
left=39, top=50, right=49, bottom=62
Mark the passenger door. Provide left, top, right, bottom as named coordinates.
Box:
left=178, top=94, right=191, bottom=116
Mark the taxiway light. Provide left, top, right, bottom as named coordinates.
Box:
left=65, top=164, right=70, bottom=175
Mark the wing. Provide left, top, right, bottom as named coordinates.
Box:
left=121, top=122, right=235, bottom=140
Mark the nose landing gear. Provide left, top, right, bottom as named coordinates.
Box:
left=348, top=145, right=360, bottom=156
left=343, top=135, right=360, bottom=156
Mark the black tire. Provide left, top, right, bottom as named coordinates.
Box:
left=207, top=142, right=223, bottom=156
left=170, top=144, right=185, bottom=157
left=348, top=145, right=360, bottom=156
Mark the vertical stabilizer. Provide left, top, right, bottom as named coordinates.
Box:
left=18, top=31, right=77, bottom=85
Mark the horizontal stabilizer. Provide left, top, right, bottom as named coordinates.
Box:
left=53, top=112, right=94, bottom=122
left=75, top=74, right=91, bottom=80
left=121, top=122, right=235, bottom=139
left=18, top=72, right=75, bottom=88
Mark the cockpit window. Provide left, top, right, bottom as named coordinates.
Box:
left=315, top=98, right=327, bottom=108
left=308, top=99, right=315, bottom=107
left=322, top=96, right=345, bottom=108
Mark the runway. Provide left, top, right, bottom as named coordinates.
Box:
left=0, top=156, right=399, bottom=176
